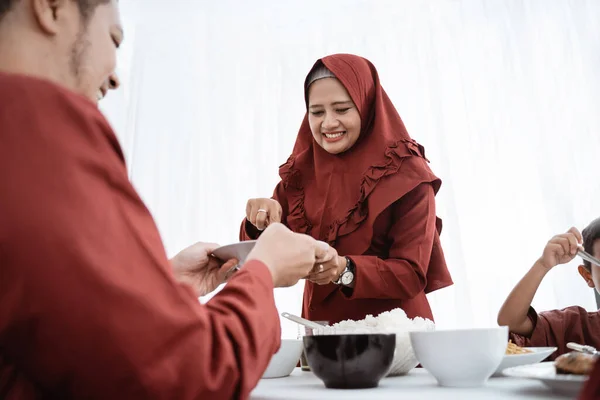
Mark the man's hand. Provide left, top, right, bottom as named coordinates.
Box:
left=247, top=223, right=330, bottom=287
left=170, top=242, right=238, bottom=297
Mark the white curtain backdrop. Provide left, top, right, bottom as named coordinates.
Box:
left=100, top=0, right=600, bottom=338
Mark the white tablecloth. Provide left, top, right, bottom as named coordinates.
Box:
left=251, top=368, right=574, bottom=399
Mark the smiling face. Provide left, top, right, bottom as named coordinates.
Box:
left=4, top=0, right=125, bottom=104
left=307, top=78, right=361, bottom=155
left=65, top=1, right=123, bottom=103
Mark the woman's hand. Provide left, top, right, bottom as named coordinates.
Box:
left=306, top=246, right=346, bottom=285
left=245, top=198, right=282, bottom=231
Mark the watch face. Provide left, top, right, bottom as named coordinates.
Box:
left=341, top=271, right=354, bottom=286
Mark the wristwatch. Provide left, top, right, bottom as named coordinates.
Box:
left=334, top=257, right=355, bottom=286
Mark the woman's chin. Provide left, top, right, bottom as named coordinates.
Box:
left=319, top=140, right=349, bottom=154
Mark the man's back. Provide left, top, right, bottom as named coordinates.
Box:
left=0, top=73, right=282, bottom=399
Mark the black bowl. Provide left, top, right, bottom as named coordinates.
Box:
left=303, top=334, right=396, bottom=389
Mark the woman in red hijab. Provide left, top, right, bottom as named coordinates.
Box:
left=240, top=54, right=453, bottom=324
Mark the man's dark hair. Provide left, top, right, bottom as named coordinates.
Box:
left=0, top=0, right=15, bottom=18
left=0, top=0, right=110, bottom=23
left=582, top=217, right=600, bottom=271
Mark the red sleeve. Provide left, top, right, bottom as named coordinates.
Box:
left=343, top=183, right=436, bottom=300
left=509, top=307, right=554, bottom=348
left=240, top=218, right=263, bottom=241
left=239, top=182, right=288, bottom=241
left=509, top=306, right=599, bottom=361
left=0, top=75, right=280, bottom=399
left=579, top=358, right=600, bottom=399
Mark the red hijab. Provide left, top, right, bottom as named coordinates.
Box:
left=279, top=54, right=450, bottom=295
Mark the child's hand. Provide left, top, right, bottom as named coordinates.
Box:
left=537, top=227, right=583, bottom=270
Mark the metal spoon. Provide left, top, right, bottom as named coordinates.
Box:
left=567, top=342, right=599, bottom=356
left=281, top=312, right=328, bottom=330
left=578, top=248, right=600, bottom=267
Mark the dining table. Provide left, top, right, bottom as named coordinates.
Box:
left=251, top=368, right=577, bottom=399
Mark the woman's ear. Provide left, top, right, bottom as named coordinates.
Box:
left=578, top=265, right=595, bottom=288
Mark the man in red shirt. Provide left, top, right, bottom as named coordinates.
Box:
left=0, top=1, right=331, bottom=398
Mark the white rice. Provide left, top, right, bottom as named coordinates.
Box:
left=312, top=307, right=434, bottom=336
left=312, top=308, right=435, bottom=376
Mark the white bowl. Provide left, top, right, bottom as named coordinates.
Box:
left=262, top=339, right=303, bottom=379
left=409, top=327, right=508, bottom=387
left=387, top=327, right=434, bottom=376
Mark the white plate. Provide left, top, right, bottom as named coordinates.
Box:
left=493, top=347, right=557, bottom=376
left=503, top=361, right=588, bottom=396
left=211, top=240, right=256, bottom=265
